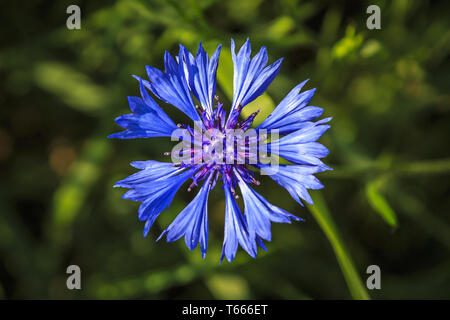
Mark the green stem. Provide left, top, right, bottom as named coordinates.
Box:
left=307, top=192, right=370, bottom=300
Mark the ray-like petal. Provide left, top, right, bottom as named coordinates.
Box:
left=236, top=171, right=303, bottom=242
left=267, top=118, right=331, bottom=167
left=257, top=80, right=323, bottom=134
left=117, top=163, right=197, bottom=237
left=258, top=164, right=328, bottom=205
left=182, top=43, right=222, bottom=115
left=221, top=183, right=257, bottom=263
left=138, top=79, right=177, bottom=127
left=133, top=47, right=200, bottom=122
left=228, top=38, right=283, bottom=119
left=114, top=160, right=182, bottom=188
left=108, top=87, right=178, bottom=139
left=157, top=174, right=212, bottom=258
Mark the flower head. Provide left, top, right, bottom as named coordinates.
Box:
left=110, top=39, right=331, bottom=262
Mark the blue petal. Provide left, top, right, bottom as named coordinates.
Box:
left=258, top=80, right=325, bottom=134
left=220, top=184, right=257, bottom=263
left=256, top=236, right=268, bottom=252
left=115, top=162, right=197, bottom=237
left=114, top=160, right=182, bottom=188
left=268, top=119, right=331, bottom=167
left=257, top=164, right=328, bottom=205
left=138, top=79, right=177, bottom=127
left=133, top=47, right=200, bottom=122
left=121, top=166, right=195, bottom=202
left=109, top=109, right=176, bottom=139
left=182, top=43, right=222, bottom=115
left=109, top=83, right=178, bottom=139
left=271, top=107, right=324, bottom=134
left=236, top=172, right=302, bottom=242
left=229, top=38, right=283, bottom=114
left=157, top=176, right=211, bottom=258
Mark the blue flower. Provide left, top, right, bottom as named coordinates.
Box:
left=110, top=39, right=332, bottom=262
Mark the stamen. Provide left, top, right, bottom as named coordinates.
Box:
left=187, top=181, right=196, bottom=192
left=227, top=104, right=243, bottom=129
left=239, top=108, right=261, bottom=131
left=209, top=169, right=218, bottom=186
left=195, top=105, right=204, bottom=115
left=230, top=187, right=239, bottom=200
left=252, top=178, right=261, bottom=186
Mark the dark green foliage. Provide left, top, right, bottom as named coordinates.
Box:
left=0, top=0, right=449, bottom=299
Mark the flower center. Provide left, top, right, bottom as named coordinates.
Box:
left=164, top=95, right=264, bottom=193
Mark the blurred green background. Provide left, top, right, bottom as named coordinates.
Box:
left=1, top=0, right=449, bottom=299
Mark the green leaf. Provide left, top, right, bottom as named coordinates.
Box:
left=33, top=62, right=111, bottom=113
left=365, top=177, right=398, bottom=227
left=307, top=192, right=370, bottom=300
left=51, top=135, right=111, bottom=243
